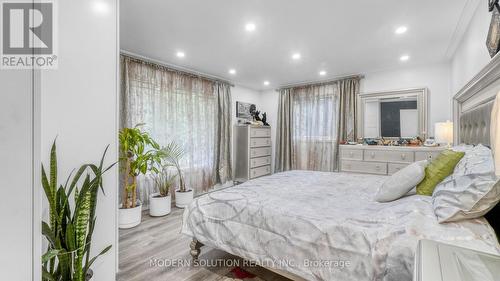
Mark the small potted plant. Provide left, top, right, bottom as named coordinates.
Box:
left=149, top=166, right=176, bottom=216
left=119, top=124, right=160, bottom=228
left=161, top=141, right=194, bottom=208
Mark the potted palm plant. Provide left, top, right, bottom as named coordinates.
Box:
left=161, top=141, right=194, bottom=208
left=41, top=139, right=114, bottom=281
left=119, top=124, right=161, bottom=228
left=149, top=166, right=176, bottom=216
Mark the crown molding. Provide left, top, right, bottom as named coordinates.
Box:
left=445, top=0, right=482, bottom=59
left=454, top=51, right=500, bottom=102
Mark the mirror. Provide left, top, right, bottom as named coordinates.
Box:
left=358, top=88, right=428, bottom=139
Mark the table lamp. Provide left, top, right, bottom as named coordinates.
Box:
left=435, top=121, right=453, bottom=148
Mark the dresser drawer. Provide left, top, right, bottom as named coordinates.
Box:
left=364, top=150, right=414, bottom=163
left=250, top=128, right=271, bottom=137
left=341, top=148, right=363, bottom=160
left=250, top=137, right=271, bottom=148
left=250, top=147, right=272, bottom=158
left=415, top=151, right=442, bottom=161
left=388, top=163, right=409, bottom=175
left=250, top=156, right=271, bottom=168
left=341, top=160, right=387, bottom=175
left=250, top=165, right=271, bottom=179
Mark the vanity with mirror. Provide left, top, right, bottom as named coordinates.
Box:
left=358, top=88, right=428, bottom=140
left=340, top=88, right=444, bottom=175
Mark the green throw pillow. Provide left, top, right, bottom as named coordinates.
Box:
left=416, top=149, right=465, bottom=196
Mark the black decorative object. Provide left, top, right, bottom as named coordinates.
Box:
left=489, top=0, right=499, bottom=12
left=253, top=110, right=262, bottom=122
left=487, top=0, right=500, bottom=58
left=262, top=112, right=269, bottom=126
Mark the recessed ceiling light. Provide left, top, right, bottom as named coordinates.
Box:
left=319, top=70, right=327, bottom=76
left=400, top=55, right=410, bottom=61
left=395, top=26, right=408, bottom=34
left=176, top=51, right=185, bottom=58
left=229, top=69, right=236, bottom=75
left=292, top=53, right=301, bottom=60
left=263, top=81, right=270, bottom=86
left=93, top=1, right=110, bottom=14
left=245, top=22, right=256, bottom=32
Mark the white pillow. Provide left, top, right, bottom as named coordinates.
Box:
left=375, top=160, right=428, bottom=202
left=432, top=145, right=500, bottom=223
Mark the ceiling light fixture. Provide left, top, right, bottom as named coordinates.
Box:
left=400, top=55, right=410, bottom=61
left=229, top=69, right=236, bottom=75
left=176, top=51, right=185, bottom=58
left=395, top=26, right=408, bottom=34
left=92, top=1, right=110, bottom=14
left=263, top=81, right=270, bottom=86
left=319, top=70, right=327, bottom=76
left=292, top=53, right=301, bottom=60
left=245, top=22, right=256, bottom=32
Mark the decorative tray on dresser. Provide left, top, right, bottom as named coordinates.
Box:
left=234, top=125, right=272, bottom=182
left=339, top=144, right=445, bottom=175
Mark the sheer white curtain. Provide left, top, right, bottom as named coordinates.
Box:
left=292, top=84, right=339, bottom=171
left=121, top=56, right=228, bottom=206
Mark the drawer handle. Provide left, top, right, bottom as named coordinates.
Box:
left=370, top=152, right=375, bottom=159
left=349, top=151, right=354, bottom=157
left=252, top=160, right=256, bottom=165
left=266, top=140, right=270, bottom=144
left=401, top=154, right=406, bottom=160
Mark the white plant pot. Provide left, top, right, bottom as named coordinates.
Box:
left=119, top=203, right=142, bottom=229
left=175, top=189, right=194, bottom=208
left=149, top=193, right=171, bottom=217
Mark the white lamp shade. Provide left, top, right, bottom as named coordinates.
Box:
left=435, top=121, right=453, bottom=145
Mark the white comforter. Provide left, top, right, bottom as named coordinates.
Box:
left=181, top=171, right=500, bottom=281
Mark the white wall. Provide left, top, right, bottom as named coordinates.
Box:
left=451, top=2, right=491, bottom=94
left=0, top=71, right=36, bottom=280
left=40, top=1, right=119, bottom=280
left=362, top=62, right=452, bottom=136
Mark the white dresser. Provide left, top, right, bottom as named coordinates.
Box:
left=234, top=125, right=272, bottom=182
left=339, top=145, right=444, bottom=175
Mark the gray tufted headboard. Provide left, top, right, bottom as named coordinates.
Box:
left=459, top=100, right=494, bottom=146
left=454, top=56, right=500, bottom=238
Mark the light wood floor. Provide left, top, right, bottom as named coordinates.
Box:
left=118, top=208, right=291, bottom=281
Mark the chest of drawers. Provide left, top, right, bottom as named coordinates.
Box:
left=339, top=145, right=444, bottom=175
left=234, top=125, right=272, bottom=182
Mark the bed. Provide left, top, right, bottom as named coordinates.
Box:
left=182, top=57, right=500, bottom=281
left=181, top=171, right=500, bottom=281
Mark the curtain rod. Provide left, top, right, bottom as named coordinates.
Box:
left=120, top=50, right=235, bottom=87
left=276, top=74, right=365, bottom=91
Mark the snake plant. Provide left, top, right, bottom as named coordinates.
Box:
left=41, top=139, right=115, bottom=281
left=119, top=124, right=161, bottom=208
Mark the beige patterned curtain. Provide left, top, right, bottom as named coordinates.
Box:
left=120, top=56, right=232, bottom=206
left=275, top=89, right=294, bottom=172
left=213, top=82, right=232, bottom=184
left=274, top=77, right=360, bottom=172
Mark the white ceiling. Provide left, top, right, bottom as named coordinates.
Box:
left=121, top=0, right=471, bottom=90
